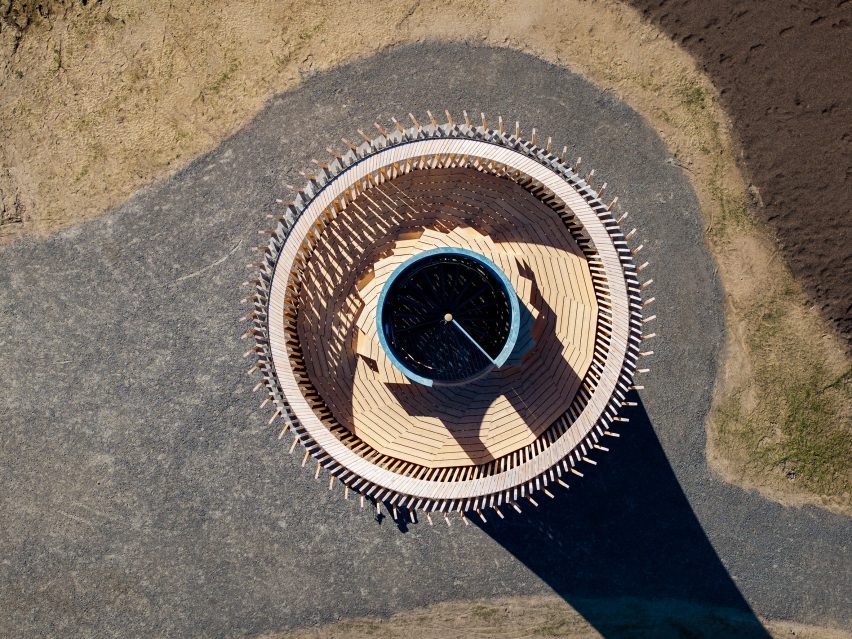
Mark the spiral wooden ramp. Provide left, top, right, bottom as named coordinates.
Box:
left=243, top=112, right=655, bottom=525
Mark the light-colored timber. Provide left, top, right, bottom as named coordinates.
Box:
left=247, top=116, right=645, bottom=516
left=300, top=214, right=597, bottom=467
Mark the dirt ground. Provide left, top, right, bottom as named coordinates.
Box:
left=256, top=595, right=852, bottom=639
left=0, top=0, right=848, bottom=515
left=628, top=0, right=852, bottom=347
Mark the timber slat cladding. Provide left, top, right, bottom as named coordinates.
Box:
left=253, top=125, right=645, bottom=513
left=349, top=225, right=588, bottom=466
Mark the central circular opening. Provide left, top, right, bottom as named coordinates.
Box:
left=378, top=248, right=519, bottom=385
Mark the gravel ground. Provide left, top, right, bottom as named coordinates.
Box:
left=1, top=44, right=849, bottom=638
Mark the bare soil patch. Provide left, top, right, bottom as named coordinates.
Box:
left=628, top=0, right=852, bottom=347
left=0, top=0, right=848, bottom=511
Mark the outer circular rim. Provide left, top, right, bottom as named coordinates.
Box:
left=375, top=246, right=521, bottom=387
left=250, top=120, right=645, bottom=514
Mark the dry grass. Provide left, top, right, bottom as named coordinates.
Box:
left=253, top=595, right=852, bottom=639
left=0, top=0, right=849, bottom=512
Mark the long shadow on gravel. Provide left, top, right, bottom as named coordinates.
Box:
left=477, top=396, right=771, bottom=638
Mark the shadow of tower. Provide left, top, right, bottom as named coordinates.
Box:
left=476, top=396, right=772, bottom=638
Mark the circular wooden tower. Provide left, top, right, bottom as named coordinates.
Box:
left=244, top=112, right=652, bottom=523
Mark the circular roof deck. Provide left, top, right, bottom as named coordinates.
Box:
left=248, top=115, right=645, bottom=517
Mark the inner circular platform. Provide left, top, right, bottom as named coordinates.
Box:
left=294, top=168, right=598, bottom=467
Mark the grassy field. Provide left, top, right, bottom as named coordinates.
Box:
left=1, top=0, right=849, bottom=512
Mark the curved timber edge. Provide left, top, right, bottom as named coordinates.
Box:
left=247, top=118, right=646, bottom=515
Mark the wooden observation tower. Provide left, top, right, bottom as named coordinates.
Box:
left=244, top=112, right=653, bottom=524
